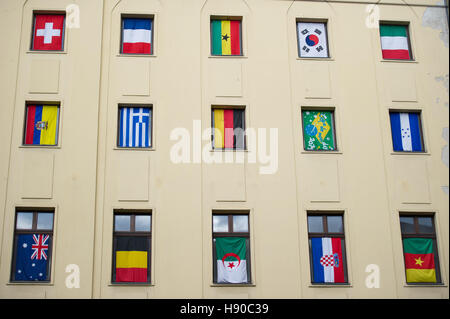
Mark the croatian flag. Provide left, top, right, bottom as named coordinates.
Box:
left=311, top=237, right=345, bottom=283
left=122, top=18, right=152, bottom=54
left=119, top=107, right=151, bottom=148
left=390, top=112, right=423, bottom=152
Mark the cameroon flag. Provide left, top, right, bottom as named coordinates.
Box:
left=211, top=19, right=242, bottom=55
left=115, top=236, right=149, bottom=282
left=403, top=238, right=437, bottom=283
left=212, top=109, right=245, bottom=150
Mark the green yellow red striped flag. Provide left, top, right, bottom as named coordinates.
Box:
left=403, top=238, right=437, bottom=283
left=211, top=19, right=242, bottom=55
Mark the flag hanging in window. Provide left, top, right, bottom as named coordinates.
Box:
left=115, top=236, right=149, bottom=283
left=212, top=109, right=245, bottom=150
left=389, top=112, right=423, bottom=152
left=118, top=107, right=152, bottom=148
left=32, top=14, right=65, bottom=51
left=403, top=238, right=437, bottom=283
left=211, top=19, right=242, bottom=56
left=380, top=24, right=411, bottom=60
left=14, top=234, right=50, bottom=281
left=24, top=105, right=60, bottom=146
left=215, top=237, right=248, bottom=284
left=122, top=18, right=153, bottom=54
left=311, top=237, right=345, bottom=283
left=302, top=110, right=335, bottom=151
left=297, top=22, right=329, bottom=58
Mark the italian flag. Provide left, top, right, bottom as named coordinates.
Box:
left=380, top=25, right=411, bottom=60
left=403, top=238, right=437, bottom=283
left=216, top=237, right=247, bottom=283
left=211, top=19, right=241, bottom=56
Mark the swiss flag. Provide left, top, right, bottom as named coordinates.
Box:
left=32, top=14, right=65, bottom=51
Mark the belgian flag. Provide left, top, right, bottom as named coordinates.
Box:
left=114, top=236, right=149, bottom=282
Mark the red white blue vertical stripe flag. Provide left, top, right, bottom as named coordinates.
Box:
left=14, top=234, right=50, bottom=281
left=122, top=18, right=152, bottom=54
left=311, top=237, right=345, bottom=283
left=390, top=112, right=423, bottom=152
left=119, top=107, right=151, bottom=148
left=297, top=22, right=329, bottom=58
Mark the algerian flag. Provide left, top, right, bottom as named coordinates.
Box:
left=215, top=237, right=248, bottom=283
left=380, top=24, right=411, bottom=60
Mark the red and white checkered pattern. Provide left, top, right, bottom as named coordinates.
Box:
left=320, top=254, right=335, bottom=267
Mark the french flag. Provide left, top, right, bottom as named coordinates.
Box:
left=390, top=112, right=423, bottom=152
left=311, top=237, right=345, bottom=283
left=122, top=18, right=152, bottom=54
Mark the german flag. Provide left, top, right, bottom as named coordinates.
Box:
left=403, top=238, right=437, bottom=283
left=212, top=109, right=245, bottom=150
left=115, top=236, right=149, bottom=282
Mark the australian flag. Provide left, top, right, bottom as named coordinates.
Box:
left=14, top=234, right=50, bottom=281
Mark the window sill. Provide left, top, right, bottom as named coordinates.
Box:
left=208, top=55, right=247, bottom=59
left=19, top=145, right=61, bottom=149
left=297, top=57, right=334, bottom=62
left=26, top=50, right=67, bottom=55
left=116, top=54, right=157, bottom=58
left=210, top=149, right=248, bottom=152
left=390, top=151, right=430, bottom=156
left=403, top=283, right=447, bottom=288
left=108, top=283, right=154, bottom=287
left=7, top=281, right=53, bottom=286
left=380, top=59, right=418, bottom=64
left=308, top=284, right=352, bottom=288
left=210, top=283, right=256, bottom=287
left=114, top=147, right=155, bottom=151
left=301, top=150, right=342, bottom=155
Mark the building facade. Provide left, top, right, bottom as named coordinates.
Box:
left=0, top=0, right=448, bottom=299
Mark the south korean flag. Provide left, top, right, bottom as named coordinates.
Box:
left=298, top=22, right=329, bottom=58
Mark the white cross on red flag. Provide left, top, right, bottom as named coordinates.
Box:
left=32, top=14, right=65, bottom=50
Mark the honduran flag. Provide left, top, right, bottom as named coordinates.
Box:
left=211, top=19, right=242, bottom=56
left=122, top=18, right=152, bottom=54
left=390, top=112, right=423, bottom=152
left=380, top=25, right=411, bottom=60
left=212, top=109, right=245, bottom=150
left=24, top=105, right=59, bottom=146
left=311, top=237, right=345, bottom=283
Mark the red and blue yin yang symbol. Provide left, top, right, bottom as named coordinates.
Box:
left=305, top=34, right=319, bottom=47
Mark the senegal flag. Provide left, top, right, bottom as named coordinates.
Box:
left=211, top=19, right=242, bottom=56
left=115, top=236, right=149, bottom=282
left=215, top=237, right=248, bottom=283
left=403, top=238, right=437, bottom=283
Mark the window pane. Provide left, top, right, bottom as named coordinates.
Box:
left=233, top=215, right=248, bottom=232
left=418, top=217, right=433, bottom=234
left=16, top=212, right=33, bottom=230
left=327, top=216, right=343, bottom=233
left=37, top=213, right=53, bottom=230
left=115, top=215, right=131, bottom=232
left=400, top=217, right=415, bottom=234
left=213, top=215, right=228, bottom=232
left=308, top=216, right=323, bottom=233
left=135, top=215, right=151, bottom=232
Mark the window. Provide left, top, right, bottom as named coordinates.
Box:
left=389, top=111, right=424, bottom=152
left=118, top=106, right=152, bottom=148
left=307, top=214, right=348, bottom=284
left=11, top=210, right=54, bottom=282
left=24, top=103, right=60, bottom=146
left=400, top=215, right=441, bottom=284
left=211, top=107, right=245, bottom=150
left=211, top=18, right=242, bottom=56
left=121, top=16, right=153, bottom=54
left=112, top=212, right=151, bottom=283
left=297, top=21, right=329, bottom=58
left=212, top=213, right=251, bottom=284
left=379, top=23, right=412, bottom=60
left=31, top=13, right=65, bottom=51
left=302, top=110, right=336, bottom=151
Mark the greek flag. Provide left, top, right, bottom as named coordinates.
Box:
left=119, top=107, right=151, bottom=147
